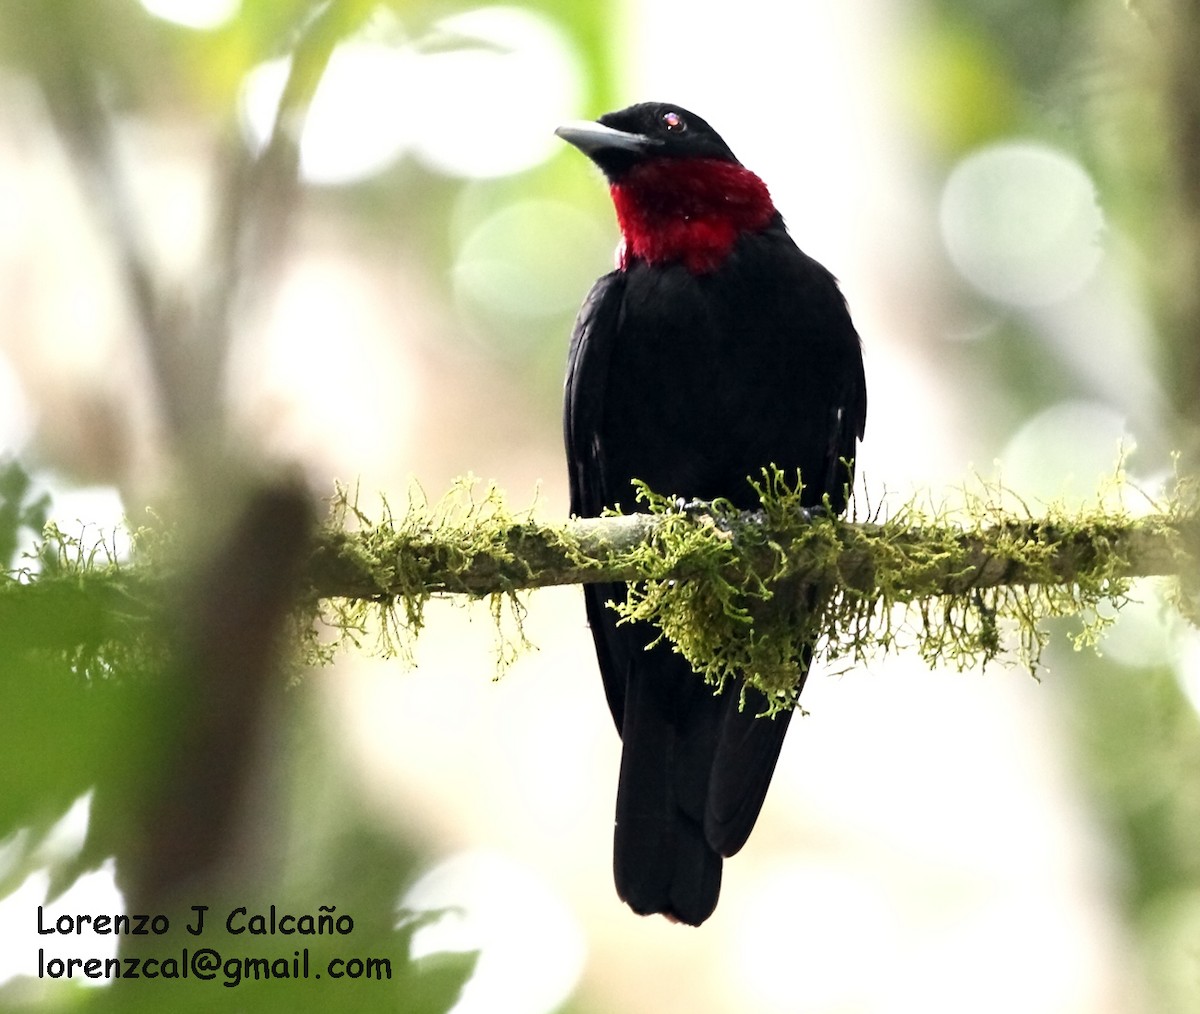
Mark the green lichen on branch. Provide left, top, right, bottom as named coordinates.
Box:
left=306, top=469, right=1200, bottom=710
left=612, top=472, right=1168, bottom=713
left=308, top=477, right=550, bottom=672
left=0, top=517, right=164, bottom=675
left=6, top=468, right=1198, bottom=697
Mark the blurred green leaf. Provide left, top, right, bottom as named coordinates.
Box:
left=0, top=459, right=51, bottom=572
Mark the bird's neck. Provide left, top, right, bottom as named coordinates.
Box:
left=610, top=158, right=777, bottom=273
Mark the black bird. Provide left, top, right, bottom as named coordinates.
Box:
left=557, top=102, right=867, bottom=925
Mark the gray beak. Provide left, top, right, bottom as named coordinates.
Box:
left=554, top=120, right=659, bottom=156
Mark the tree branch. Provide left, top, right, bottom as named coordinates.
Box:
left=6, top=493, right=1197, bottom=667
left=308, top=508, right=1199, bottom=599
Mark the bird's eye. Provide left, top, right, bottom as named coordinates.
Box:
left=661, top=110, right=687, bottom=133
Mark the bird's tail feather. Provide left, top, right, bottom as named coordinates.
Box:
left=613, top=649, right=723, bottom=926
left=705, top=691, right=793, bottom=856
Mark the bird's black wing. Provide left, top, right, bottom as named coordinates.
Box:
left=564, top=270, right=635, bottom=732
left=565, top=270, right=623, bottom=520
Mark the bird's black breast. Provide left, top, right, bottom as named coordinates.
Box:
left=566, top=224, right=866, bottom=519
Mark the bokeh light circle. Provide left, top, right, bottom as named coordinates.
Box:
left=238, top=7, right=579, bottom=185
left=940, top=141, right=1105, bottom=307
left=140, top=0, right=239, bottom=30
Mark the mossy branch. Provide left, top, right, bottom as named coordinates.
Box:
left=303, top=474, right=1200, bottom=708
left=311, top=498, right=1195, bottom=598
left=7, top=473, right=1200, bottom=708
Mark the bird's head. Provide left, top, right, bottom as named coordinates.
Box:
left=556, top=102, right=778, bottom=273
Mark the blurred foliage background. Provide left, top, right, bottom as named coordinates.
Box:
left=1, top=0, right=1199, bottom=1011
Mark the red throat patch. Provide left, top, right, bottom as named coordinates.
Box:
left=610, top=158, right=776, bottom=273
